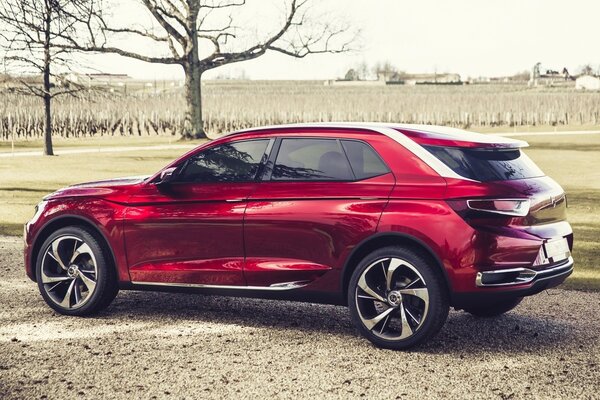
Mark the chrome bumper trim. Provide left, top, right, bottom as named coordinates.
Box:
left=476, top=257, right=574, bottom=287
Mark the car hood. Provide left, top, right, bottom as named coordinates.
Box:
left=44, top=176, right=149, bottom=202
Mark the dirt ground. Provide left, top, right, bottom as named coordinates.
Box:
left=1, top=236, right=599, bottom=399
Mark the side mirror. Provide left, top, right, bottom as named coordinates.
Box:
left=156, top=167, right=178, bottom=185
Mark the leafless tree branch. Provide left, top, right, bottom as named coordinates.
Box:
left=1, top=0, right=358, bottom=141
left=103, top=26, right=169, bottom=42
left=199, top=0, right=246, bottom=10
left=140, top=0, right=187, bottom=47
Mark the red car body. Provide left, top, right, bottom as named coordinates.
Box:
left=24, top=123, right=574, bottom=310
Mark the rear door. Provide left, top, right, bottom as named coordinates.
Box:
left=125, top=139, right=271, bottom=286
left=243, top=136, right=395, bottom=289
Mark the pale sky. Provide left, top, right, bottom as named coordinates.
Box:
left=89, top=0, right=600, bottom=80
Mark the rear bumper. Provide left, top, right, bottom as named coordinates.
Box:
left=475, top=257, right=573, bottom=287
left=451, top=257, right=573, bottom=309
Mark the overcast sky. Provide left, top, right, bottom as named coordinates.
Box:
left=89, top=0, right=600, bottom=80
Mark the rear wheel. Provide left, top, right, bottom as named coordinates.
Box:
left=348, top=246, right=449, bottom=350
left=463, top=297, right=523, bottom=317
left=36, top=226, right=118, bottom=316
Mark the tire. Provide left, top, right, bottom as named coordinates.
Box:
left=347, top=246, right=449, bottom=350
left=462, top=297, right=523, bottom=317
left=35, top=226, right=118, bottom=316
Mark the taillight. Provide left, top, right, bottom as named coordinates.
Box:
left=466, top=199, right=530, bottom=217
left=446, top=198, right=531, bottom=222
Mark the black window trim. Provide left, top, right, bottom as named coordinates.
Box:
left=173, top=138, right=274, bottom=184
left=261, top=136, right=391, bottom=183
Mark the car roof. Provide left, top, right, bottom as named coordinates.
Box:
left=227, top=122, right=527, bottom=149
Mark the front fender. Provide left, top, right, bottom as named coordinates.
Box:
left=25, top=198, right=129, bottom=283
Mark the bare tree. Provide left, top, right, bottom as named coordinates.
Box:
left=356, top=61, right=369, bottom=81
left=67, top=0, right=356, bottom=139
left=579, top=64, right=595, bottom=76
left=343, top=68, right=359, bottom=81
left=373, top=61, right=397, bottom=82
left=0, top=0, right=96, bottom=155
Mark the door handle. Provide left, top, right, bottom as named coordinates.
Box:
left=225, top=199, right=245, bottom=203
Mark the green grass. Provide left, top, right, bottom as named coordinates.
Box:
left=1, top=133, right=598, bottom=290
left=516, top=133, right=600, bottom=290
left=0, top=148, right=188, bottom=236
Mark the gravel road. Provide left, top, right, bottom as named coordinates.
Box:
left=1, top=236, right=599, bottom=400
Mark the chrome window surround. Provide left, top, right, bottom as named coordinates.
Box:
left=225, top=122, right=525, bottom=182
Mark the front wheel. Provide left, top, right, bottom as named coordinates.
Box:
left=348, top=246, right=449, bottom=350
left=35, top=226, right=118, bottom=316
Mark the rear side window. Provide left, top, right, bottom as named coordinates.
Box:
left=424, top=146, right=544, bottom=182
left=272, top=139, right=354, bottom=181
left=178, top=140, right=269, bottom=183
left=341, top=140, right=390, bottom=179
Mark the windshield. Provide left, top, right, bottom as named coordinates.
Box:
left=424, top=146, right=544, bottom=181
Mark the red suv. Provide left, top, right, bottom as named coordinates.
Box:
left=24, top=123, right=573, bottom=349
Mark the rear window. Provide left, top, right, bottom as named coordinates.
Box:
left=341, top=140, right=390, bottom=180
left=424, top=146, right=544, bottom=181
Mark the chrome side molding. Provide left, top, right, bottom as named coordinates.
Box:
left=131, top=280, right=310, bottom=291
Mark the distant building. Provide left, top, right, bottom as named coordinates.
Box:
left=376, top=71, right=402, bottom=83
left=65, top=73, right=132, bottom=86
left=575, top=75, right=600, bottom=90
left=403, top=73, right=461, bottom=85
left=326, top=72, right=461, bottom=86
left=529, top=63, right=574, bottom=86
left=324, top=79, right=385, bottom=87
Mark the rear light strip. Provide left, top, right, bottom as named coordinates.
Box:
left=466, top=198, right=530, bottom=217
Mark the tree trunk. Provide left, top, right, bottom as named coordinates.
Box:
left=42, top=2, right=53, bottom=156
left=181, top=6, right=207, bottom=141
left=43, top=91, right=52, bottom=155
left=182, top=62, right=206, bottom=139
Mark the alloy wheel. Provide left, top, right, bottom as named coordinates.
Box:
left=354, top=257, right=430, bottom=340
left=40, top=235, right=98, bottom=310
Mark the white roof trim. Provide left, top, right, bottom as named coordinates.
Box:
left=373, top=125, right=476, bottom=181
left=227, top=122, right=527, bottom=147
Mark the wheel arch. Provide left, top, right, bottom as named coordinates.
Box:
left=341, top=232, right=452, bottom=300
left=30, top=215, right=118, bottom=281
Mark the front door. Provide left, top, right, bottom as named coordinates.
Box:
left=124, top=139, right=271, bottom=286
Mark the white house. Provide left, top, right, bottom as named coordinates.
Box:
left=576, top=75, right=600, bottom=90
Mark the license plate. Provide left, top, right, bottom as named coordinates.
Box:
left=544, top=238, right=570, bottom=260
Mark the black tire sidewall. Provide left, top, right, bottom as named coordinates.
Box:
left=347, top=246, right=449, bottom=350
left=35, top=226, right=114, bottom=316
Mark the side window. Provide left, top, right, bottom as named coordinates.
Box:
left=272, top=139, right=354, bottom=181
left=177, top=140, right=269, bottom=183
left=341, top=140, right=390, bottom=180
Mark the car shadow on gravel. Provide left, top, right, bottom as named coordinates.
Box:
left=423, top=312, right=576, bottom=354
left=100, top=290, right=577, bottom=354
